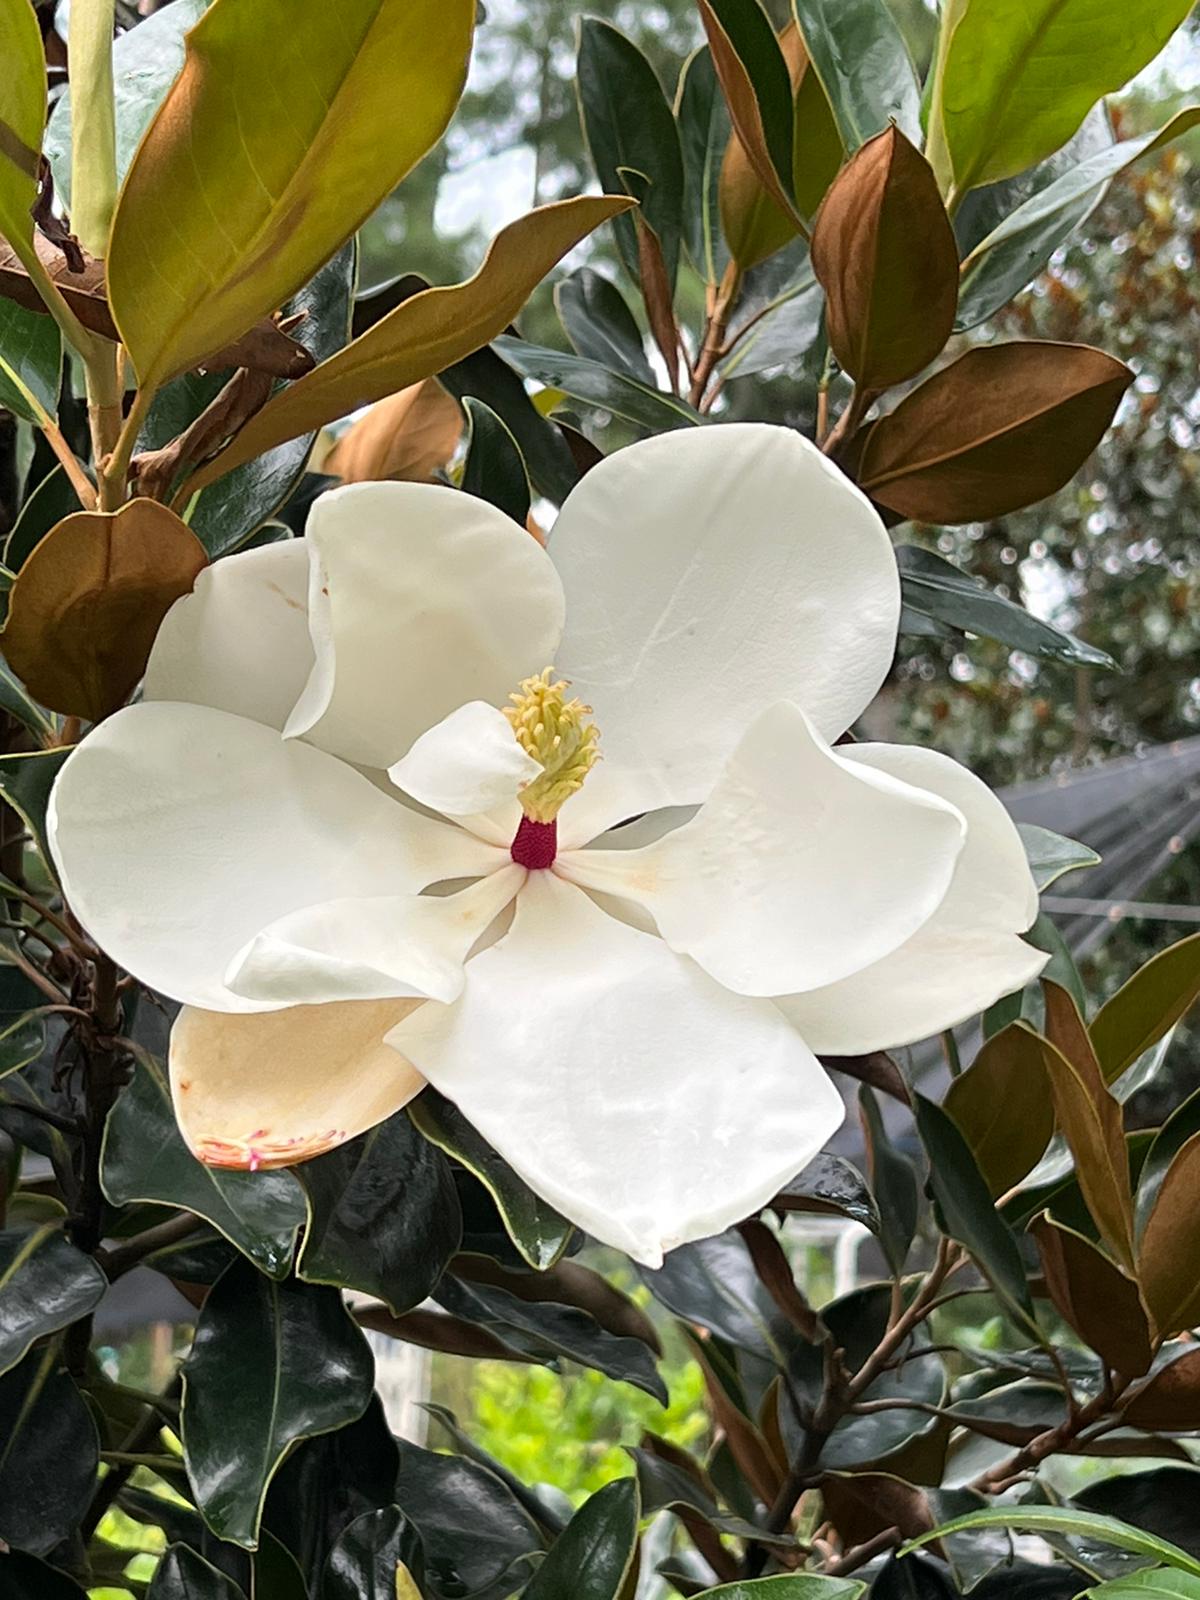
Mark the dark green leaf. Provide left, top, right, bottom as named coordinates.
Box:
left=182, top=1259, right=375, bottom=1547
left=494, top=336, right=702, bottom=433
left=0, top=1055, right=75, bottom=1177
left=5, top=465, right=82, bottom=573
left=903, top=1507, right=1200, bottom=1579
left=555, top=268, right=653, bottom=384
left=296, top=1108, right=461, bottom=1316
left=773, top=1153, right=881, bottom=1235
left=859, top=1086, right=919, bottom=1275
left=524, top=1478, right=640, bottom=1600
left=0, top=746, right=70, bottom=870
left=0, top=658, right=55, bottom=741
left=694, top=1581, right=866, bottom=1598
left=1135, top=1084, right=1200, bottom=1237
left=461, top=398, right=532, bottom=526
left=791, top=0, right=920, bottom=149
left=718, top=261, right=824, bottom=379
left=639, top=1229, right=797, bottom=1366
left=912, top=1094, right=1037, bottom=1330
left=1029, top=911, right=1088, bottom=1016
left=393, top=1441, right=545, bottom=1600
left=0, top=1223, right=106, bottom=1376
left=0, top=300, right=60, bottom=424
left=409, top=1090, right=572, bottom=1271
left=433, top=1273, right=666, bottom=1401
left=1018, top=823, right=1102, bottom=892
left=422, top=1403, right=569, bottom=1538
left=699, top=0, right=796, bottom=201
left=896, top=546, right=1116, bottom=669
left=0, top=1551, right=89, bottom=1599
left=578, top=19, right=685, bottom=289
left=147, top=1545, right=248, bottom=1600
left=675, top=45, right=731, bottom=283
left=1092, top=933, right=1200, bottom=1087
left=439, top=343, right=579, bottom=505
left=0, top=1011, right=46, bottom=1084
left=630, top=1446, right=796, bottom=1545
left=1078, top=1468, right=1200, bottom=1566
left=102, top=1049, right=306, bottom=1279
left=322, top=1506, right=425, bottom=1600
left=0, top=1348, right=99, bottom=1555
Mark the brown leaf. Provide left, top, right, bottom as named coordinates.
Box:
left=452, top=1252, right=661, bottom=1355
left=1036, top=982, right=1135, bottom=1273
left=0, top=237, right=314, bottom=379
left=738, top=1219, right=821, bottom=1341
left=355, top=1302, right=535, bottom=1363
left=819, top=1472, right=936, bottom=1551
left=1124, top=1348, right=1200, bottom=1430
left=857, top=342, right=1133, bottom=524
left=943, top=1023, right=1052, bottom=1196
left=2, top=499, right=207, bottom=722
left=811, top=126, right=958, bottom=391
left=1030, top=1213, right=1153, bottom=1377
left=324, top=378, right=463, bottom=484
left=639, top=1433, right=740, bottom=1583
left=697, top=0, right=800, bottom=227
left=633, top=213, right=682, bottom=393
left=822, top=1051, right=910, bottom=1106
left=685, top=1330, right=783, bottom=1504
left=1137, top=1131, right=1200, bottom=1338
left=132, top=366, right=275, bottom=502
left=718, top=22, right=812, bottom=271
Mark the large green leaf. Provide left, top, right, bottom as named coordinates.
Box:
left=5, top=465, right=81, bottom=574
left=295, top=1108, right=461, bottom=1316
left=696, top=1580, right=866, bottom=1597
left=639, top=1228, right=796, bottom=1366
left=0, top=1224, right=106, bottom=1377
left=182, top=1258, right=375, bottom=1547
left=926, top=0, right=1193, bottom=199
left=321, top=1506, right=425, bottom=1600
left=1092, top=933, right=1200, bottom=1087
left=0, top=746, right=70, bottom=872
left=791, top=0, right=920, bottom=149
left=524, top=1479, right=640, bottom=1600
left=578, top=19, right=685, bottom=289
left=461, top=398, right=531, bottom=527
left=631, top=1445, right=795, bottom=1545
left=0, top=1011, right=45, bottom=1083
left=896, top=546, right=1115, bottom=669
left=858, top=1085, right=919, bottom=1275
left=555, top=268, right=654, bottom=385
left=439, top=341, right=578, bottom=505
left=141, top=242, right=356, bottom=558
left=409, top=1090, right=571, bottom=1271
left=698, top=0, right=796, bottom=212
left=1085, top=1575, right=1200, bottom=1599
left=495, top=336, right=702, bottom=433
left=185, top=197, right=628, bottom=492
left=904, top=1506, right=1200, bottom=1578
left=0, top=1349, right=99, bottom=1555
left=108, top=0, right=473, bottom=385
left=1018, top=823, right=1101, bottom=892
left=147, top=1546, right=248, bottom=1600
left=676, top=45, right=731, bottom=284
left=101, top=1050, right=306, bottom=1278
left=44, top=0, right=208, bottom=201
left=0, top=0, right=45, bottom=259
left=0, top=301, right=60, bottom=425
left=957, top=110, right=1200, bottom=329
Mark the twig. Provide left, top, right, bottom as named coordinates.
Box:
left=97, top=1211, right=206, bottom=1279
left=822, top=1525, right=903, bottom=1577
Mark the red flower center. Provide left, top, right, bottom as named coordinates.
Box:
left=511, top=814, right=557, bottom=870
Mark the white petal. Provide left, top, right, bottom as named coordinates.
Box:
left=226, top=865, right=526, bottom=1006
left=48, top=702, right=505, bottom=1012
left=387, top=702, right=540, bottom=818
left=386, top=872, right=845, bottom=1267
left=557, top=702, right=965, bottom=998
left=144, top=540, right=314, bottom=731
left=549, top=423, right=900, bottom=840
left=776, top=743, right=1046, bottom=1053
left=171, top=999, right=426, bottom=1169
left=285, top=482, right=565, bottom=769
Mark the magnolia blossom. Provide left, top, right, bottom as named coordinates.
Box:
left=47, top=424, right=1045, bottom=1265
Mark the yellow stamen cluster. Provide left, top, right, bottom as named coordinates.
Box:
left=504, top=667, right=600, bottom=823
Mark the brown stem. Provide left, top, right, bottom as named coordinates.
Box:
left=822, top=1526, right=903, bottom=1578
left=846, top=1242, right=962, bottom=1405
left=689, top=261, right=741, bottom=410
left=821, top=385, right=876, bottom=460
left=97, top=1211, right=205, bottom=1279
left=970, top=1374, right=1133, bottom=1493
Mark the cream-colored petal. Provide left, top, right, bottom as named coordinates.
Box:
left=387, top=871, right=844, bottom=1267
left=549, top=423, right=900, bottom=839
left=144, top=540, right=314, bottom=730
left=48, top=702, right=503, bottom=1012
left=387, top=702, right=540, bottom=818
left=170, top=999, right=426, bottom=1169
left=776, top=743, right=1045, bottom=1052
left=226, top=865, right=527, bottom=1006
left=557, top=702, right=965, bottom=998
left=285, top=481, right=565, bottom=769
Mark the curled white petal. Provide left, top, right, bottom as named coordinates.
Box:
left=388, top=701, right=540, bottom=819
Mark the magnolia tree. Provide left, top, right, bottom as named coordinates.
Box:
left=1, top=0, right=1199, bottom=1596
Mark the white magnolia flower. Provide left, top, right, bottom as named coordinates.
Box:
left=47, top=424, right=1045, bottom=1265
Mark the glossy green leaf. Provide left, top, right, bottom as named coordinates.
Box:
left=1135, top=1084, right=1200, bottom=1237
left=913, top=1093, right=1036, bottom=1329
left=1018, top=823, right=1101, bottom=892
left=698, top=0, right=796, bottom=211
left=296, top=1109, right=461, bottom=1317
left=773, top=1152, right=882, bottom=1236
left=422, top=1403, right=568, bottom=1538
left=0, top=0, right=45, bottom=258
left=630, top=1445, right=795, bottom=1545
left=321, top=1506, right=425, bottom=1600
left=926, top=0, right=1193, bottom=198
left=102, top=1049, right=306, bottom=1278
left=696, top=1582, right=866, bottom=1599
left=0, top=1010, right=44, bottom=1083
left=578, top=19, right=685, bottom=289
left=1085, top=1574, right=1200, bottom=1599
left=44, top=0, right=208, bottom=202
left=721, top=259, right=823, bottom=378
left=5, top=465, right=82, bottom=574
left=1092, top=933, right=1200, bottom=1087
left=183, top=1258, right=375, bottom=1548
left=147, top=1545, right=248, bottom=1600
left=409, top=1090, right=571, bottom=1270
left=1029, top=910, right=1088, bottom=1015
left=0, top=746, right=70, bottom=870
left=141, top=243, right=355, bottom=558
left=524, top=1478, right=640, bottom=1600
left=896, top=546, right=1116, bottom=669
left=556, top=268, right=653, bottom=385
left=0, top=1348, right=99, bottom=1555
left=676, top=45, right=731, bottom=284
left=108, top=0, right=474, bottom=385
left=639, top=1228, right=796, bottom=1366
left=903, top=1506, right=1200, bottom=1578
left=440, top=342, right=578, bottom=505
left=186, top=197, right=628, bottom=492
left=958, top=110, right=1200, bottom=329
left=0, top=300, right=61, bottom=425
left=791, top=0, right=920, bottom=149
left=495, top=336, right=702, bottom=433
left=859, top=1085, right=919, bottom=1275
left=461, top=399, right=532, bottom=527
left=0, top=1223, right=106, bottom=1376
left=0, top=658, right=55, bottom=741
